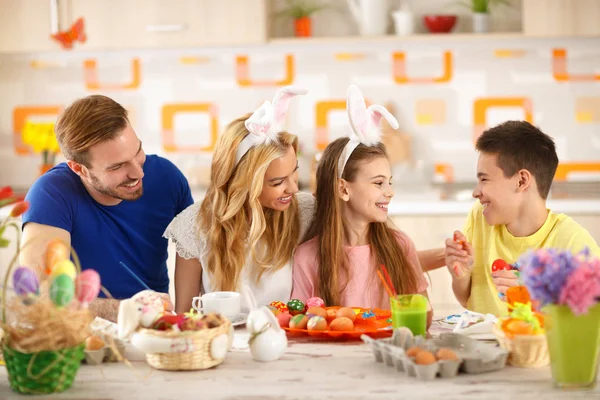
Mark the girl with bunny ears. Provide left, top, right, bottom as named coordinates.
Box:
left=292, top=85, right=431, bottom=322
left=164, top=86, right=315, bottom=313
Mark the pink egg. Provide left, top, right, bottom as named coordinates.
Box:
left=276, top=312, right=292, bottom=328
left=75, top=269, right=101, bottom=306
left=306, top=296, right=325, bottom=308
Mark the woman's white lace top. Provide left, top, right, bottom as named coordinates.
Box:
left=164, top=192, right=315, bottom=308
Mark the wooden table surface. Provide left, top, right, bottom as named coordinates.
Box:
left=1, top=326, right=599, bottom=400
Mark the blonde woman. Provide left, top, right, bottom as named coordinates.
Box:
left=164, top=87, right=314, bottom=314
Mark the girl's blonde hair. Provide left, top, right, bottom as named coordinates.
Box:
left=199, top=113, right=300, bottom=291
left=304, top=137, right=419, bottom=306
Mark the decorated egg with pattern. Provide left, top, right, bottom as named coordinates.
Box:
left=50, top=273, right=75, bottom=307
left=269, top=301, right=288, bottom=313
left=75, top=269, right=101, bottom=305
left=286, top=299, right=305, bottom=315
left=13, top=266, right=39, bottom=297
left=306, top=296, right=325, bottom=308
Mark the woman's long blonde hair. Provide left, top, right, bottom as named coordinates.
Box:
left=199, top=113, right=300, bottom=291
left=304, top=137, right=419, bottom=306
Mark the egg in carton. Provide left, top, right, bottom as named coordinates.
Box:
left=84, top=337, right=126, bottom=365
left=85, top=318, right=125, bottom=365
left=362, top=328, right=508, bottom=381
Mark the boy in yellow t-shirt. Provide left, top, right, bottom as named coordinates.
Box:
left=444, top=121, right=600, bottom=317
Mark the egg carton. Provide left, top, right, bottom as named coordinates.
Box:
left=361, top=328, right=508, bottom=381
left=84, top=318, right=126, bottom=365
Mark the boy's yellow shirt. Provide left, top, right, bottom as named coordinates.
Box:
left=464, top=202, right=600, bottom=317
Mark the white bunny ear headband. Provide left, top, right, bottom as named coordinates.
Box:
left=337, top=85, right=399, bottom=178
left=235, top=85, right=308, bottom=164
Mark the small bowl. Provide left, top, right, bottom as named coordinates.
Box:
left=423, top=15, right=457, bottom=34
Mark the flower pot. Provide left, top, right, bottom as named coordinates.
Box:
left=295, top=17, right=311, bottom=37
left=544, top=304, right=600, bottom=389
left=472, top=12, right=489, bottom=33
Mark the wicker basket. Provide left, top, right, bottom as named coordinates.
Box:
left=135, top=320, right=232, bottom=371
left=493, top=324, right=549, bottom=368
left=1, top=339, right=84, bottom=394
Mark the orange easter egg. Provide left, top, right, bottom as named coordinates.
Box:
left=436, top=348, right=458, bottom=361
left=415, top=351, right=436, bottom=365
left=502, top=318, right=535, bottom=338
left=306, top=306, right=327, bottom=319
left=336, top=307, right=356, bottom=322
left=325, top=308, right=337, bottom=323
left=406, top=346, right=421, bottom=358
left=45, top=239, right=69, bottom=275
left=329, top=317, right=354, bottom=331
left=85, top=335, right=105, bottom=351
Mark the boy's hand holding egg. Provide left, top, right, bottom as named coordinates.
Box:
left=445, top=231, right=474, bottom=279
left=491, top=259, right=521, bottom=300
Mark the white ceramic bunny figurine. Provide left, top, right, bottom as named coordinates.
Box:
left=246, top=306, right=287, bottom=362
left=117, top=290, right=167, bottom=340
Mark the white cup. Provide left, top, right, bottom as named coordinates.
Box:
left=192, top=291, right=241, bottom=318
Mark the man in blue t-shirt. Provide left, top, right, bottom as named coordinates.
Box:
left=21, top=95, right=193, bottom=321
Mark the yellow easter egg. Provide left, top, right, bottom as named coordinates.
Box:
left=49, top=259, right=76, bottom=280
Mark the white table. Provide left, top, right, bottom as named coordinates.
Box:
left=1, top=329, right=598, bottom=400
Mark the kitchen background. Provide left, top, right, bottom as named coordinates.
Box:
left=1, top=0, right=599, bottom=313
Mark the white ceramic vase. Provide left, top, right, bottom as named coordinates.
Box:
left=347, top=0, right=390, bottom=36
left=473, top=12, right=490, bottom=33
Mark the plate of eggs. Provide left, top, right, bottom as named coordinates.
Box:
left=269, top=298, right=393, bottom=340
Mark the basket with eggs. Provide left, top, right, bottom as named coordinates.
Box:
left=268, top=297, right=392, bottom=340
left=492, top=295, right=549, bottom=368
left=116, top=290, right=232, bottom=371
left=1, top=238, right=101, bottom=394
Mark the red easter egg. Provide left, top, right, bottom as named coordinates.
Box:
left=75, top=269, right=101, bottom=305
left=276, top=312, right=292, bottom=328
left=492, top=259, right=510, bottom=272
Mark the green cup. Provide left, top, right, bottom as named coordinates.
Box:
left=390, top=294, right=428, bottom=337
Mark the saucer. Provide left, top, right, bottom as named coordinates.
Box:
left=227, top=312, right=248, bottom=327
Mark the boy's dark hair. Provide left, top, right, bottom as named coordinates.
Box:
left=476, top=121, right=558, bottom=199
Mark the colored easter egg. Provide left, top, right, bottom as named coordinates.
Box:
left=50, top=273, right=75, bottom=307
left=13, top=266, right=39, bottom=297
left=276, top=312, right=292, bottom=328
left=75, top=269, right=101, bottom=305
left=153, top=314, right=185, bottom=331
left=336, top=307, right=356, bottom=322
left=50, top=259, right=77, bottom=280
left=492, top=259, right=510, bottom=272
left=286, top=299, right=305, bottom=315
left=267, top=305, right=281, bottom=316
left=307, top=316, right=327, bottom=331
left=306, top=296, right=325, bottom=308
left=289, top=314, right=308, bottom=329
left=85, top=335, right=105, bottom=351
left=306, top=306, right=327, bottom=319
left=329, top=317, right=354, bottom=331
left=269, top=301, right=288, bottom=313
left=45, top=239, right=70, bottom=275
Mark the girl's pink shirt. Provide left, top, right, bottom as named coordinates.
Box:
left=291, top=230, right=428, bottom=308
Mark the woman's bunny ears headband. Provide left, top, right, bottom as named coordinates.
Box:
left=235, top=85, right=308, bottom=164
left=337, top=85, right=399, bottom=178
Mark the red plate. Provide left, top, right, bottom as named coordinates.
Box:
left=283, top=307, right=392, bottom=340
